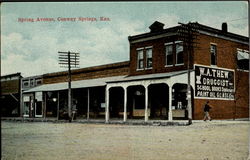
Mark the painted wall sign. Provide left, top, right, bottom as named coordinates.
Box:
left=194, top=64, right=235, bottom=100
left=23, top=96, right=30, bottom=102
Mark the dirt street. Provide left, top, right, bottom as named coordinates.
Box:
left=1, top=121, right=249, bottom=160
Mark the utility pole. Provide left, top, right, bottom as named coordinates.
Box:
left=178, top=22, right=199, bottom=125
left=58, top=51, right=79, bottom=122
left=187, top=23, right=192, bottom=125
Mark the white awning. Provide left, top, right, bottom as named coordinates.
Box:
left=23, top=76, right=125, bottom=93
left=107, top=70, right=189, bottom=83
left=237, top=50, right=249, bottom=60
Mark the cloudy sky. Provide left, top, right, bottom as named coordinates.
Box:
left=1, top=2, right=248, bottom=77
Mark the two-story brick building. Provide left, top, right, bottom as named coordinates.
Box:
left=23, top=21, right=249, bottom=121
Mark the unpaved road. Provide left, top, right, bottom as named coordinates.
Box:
left=1, top=121, right=249, bottom=160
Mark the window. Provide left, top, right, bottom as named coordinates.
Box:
left=210, top=44, right=217, bottom=65
left=176, top=41, right=184, bottom=65
left=137, top=50, right=144, bottom=69
left=237, top=49, right=249, bottom=70
left=146, top=48, right=153, bottom=68
left=23, top=80, right=29, bottom=88
left=36, top=79, right=42, bottom=86
left=30, top=79, right=34, bottom=87
left=166, top=43, right=173, bottom=66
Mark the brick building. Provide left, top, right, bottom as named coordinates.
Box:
left=23, top=21, right=249, bottom=121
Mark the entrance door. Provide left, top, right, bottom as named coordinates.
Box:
left=23, top=95, right=30, bottom=117
left=35, top=92, right=43, bottom=117
left=23, top=94, right=36, bottom=117
left=35, top=101, right=43, bottom=117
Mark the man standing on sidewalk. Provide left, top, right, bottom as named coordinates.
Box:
left=203, top=101, right=212, bottom=121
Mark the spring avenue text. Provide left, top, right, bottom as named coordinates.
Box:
left=18, top=17, right=110, bottom=23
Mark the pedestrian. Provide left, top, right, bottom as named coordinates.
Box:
left=203, top=101, right=212, bottom=121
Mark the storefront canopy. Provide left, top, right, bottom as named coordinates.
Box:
left=24, top=70, right=192, bottom=93
left=107, top=70, right=190, bottom=83
left=23, top=76, right=125, bottom=93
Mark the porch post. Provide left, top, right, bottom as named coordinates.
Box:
left=123, top=86, right=127, bottom=122
left=145, top=85, right=149, bottom=122
left=105, top=87, right=109, bottom=123
left=44, top=92, right=47, bottom=120
left=168, top=84, right=173, bottom=121
left=87, top=88, right=90, bottom=120
left=57, top=91, right=59, bottom=120
left=20, top=78, right=23, bottom=118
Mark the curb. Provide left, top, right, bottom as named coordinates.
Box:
left=1, top=118, right=189, bottom=126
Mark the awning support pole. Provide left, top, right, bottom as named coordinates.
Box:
left=123, top=87, right=127, bottom=122
left=10, top=93, right=19, bottom=102
left=105, top=87, right=109, bottom=123
left=44, top=92, right=47, bottom=120
left=168, top=84, right=173, bottom=121
left=145, top=85, right=149, bottom=122
left=87, top=88, right=90, bottom=121
left=57, top=91, right=60, bottom=120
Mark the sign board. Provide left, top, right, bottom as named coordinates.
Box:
left=23, top=96, right=30, bottom=102
left=194, top=64, right=234, bottom=100
left=101, top=103, right=106, bottom=108
left=35, top=92, right=43, bottom=101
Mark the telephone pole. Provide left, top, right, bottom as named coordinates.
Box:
left=178, top=22, right=199, bottom=125
left=58, top=51, right=79, bottom=122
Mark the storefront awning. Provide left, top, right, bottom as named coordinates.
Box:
left=23, top=76, right=125, bottom=93
left=106, top=70, right=190, bottom=83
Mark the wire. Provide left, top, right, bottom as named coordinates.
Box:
left=201, top=17, right=248, bottom=26
left=225, top=17, right=248, bottom=22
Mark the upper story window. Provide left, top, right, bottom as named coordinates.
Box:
left=210, top=44, right=217, bottom=65
left=176, top=41, right=184, bottom=65
left=136, top=47, right=153, bottom=70
left=137, top=49, right=144, bottom=70
left=165, top=43, right=173, bottom=66
left=146, top=48, right=153, bottom=68
left=23, top=80, right=29, bottom=88
left=36, top=79, right=42, bottom=86
left=30, top=79, right=35, bottom=87
left=237, top=49, right=249, bottom=71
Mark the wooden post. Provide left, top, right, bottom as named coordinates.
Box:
left=57, top=91, right=60, bottom=120
left=87, top=88, right=90, bottom=120
left=68, top=51, right=72, bottom=122
left=44, top=92, right=47, bottom=120
left=105, top=87, right=109, bottom=123
left=168, top=84, right=173, bottom=121
left=123, top=87, right=127, bottom=122
left=145, top=86, right=148, bottom=122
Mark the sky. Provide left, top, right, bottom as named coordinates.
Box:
left=1, top=2, right=248, bottom=77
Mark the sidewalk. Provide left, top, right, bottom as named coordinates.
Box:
left=1, top=117, right=189, bottom=126
left=1, top=117, right=249, bottom=126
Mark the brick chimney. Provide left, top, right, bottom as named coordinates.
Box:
left=222, top=22, right=228, bottom=33
left=149, top=21, right=165, bottom=33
